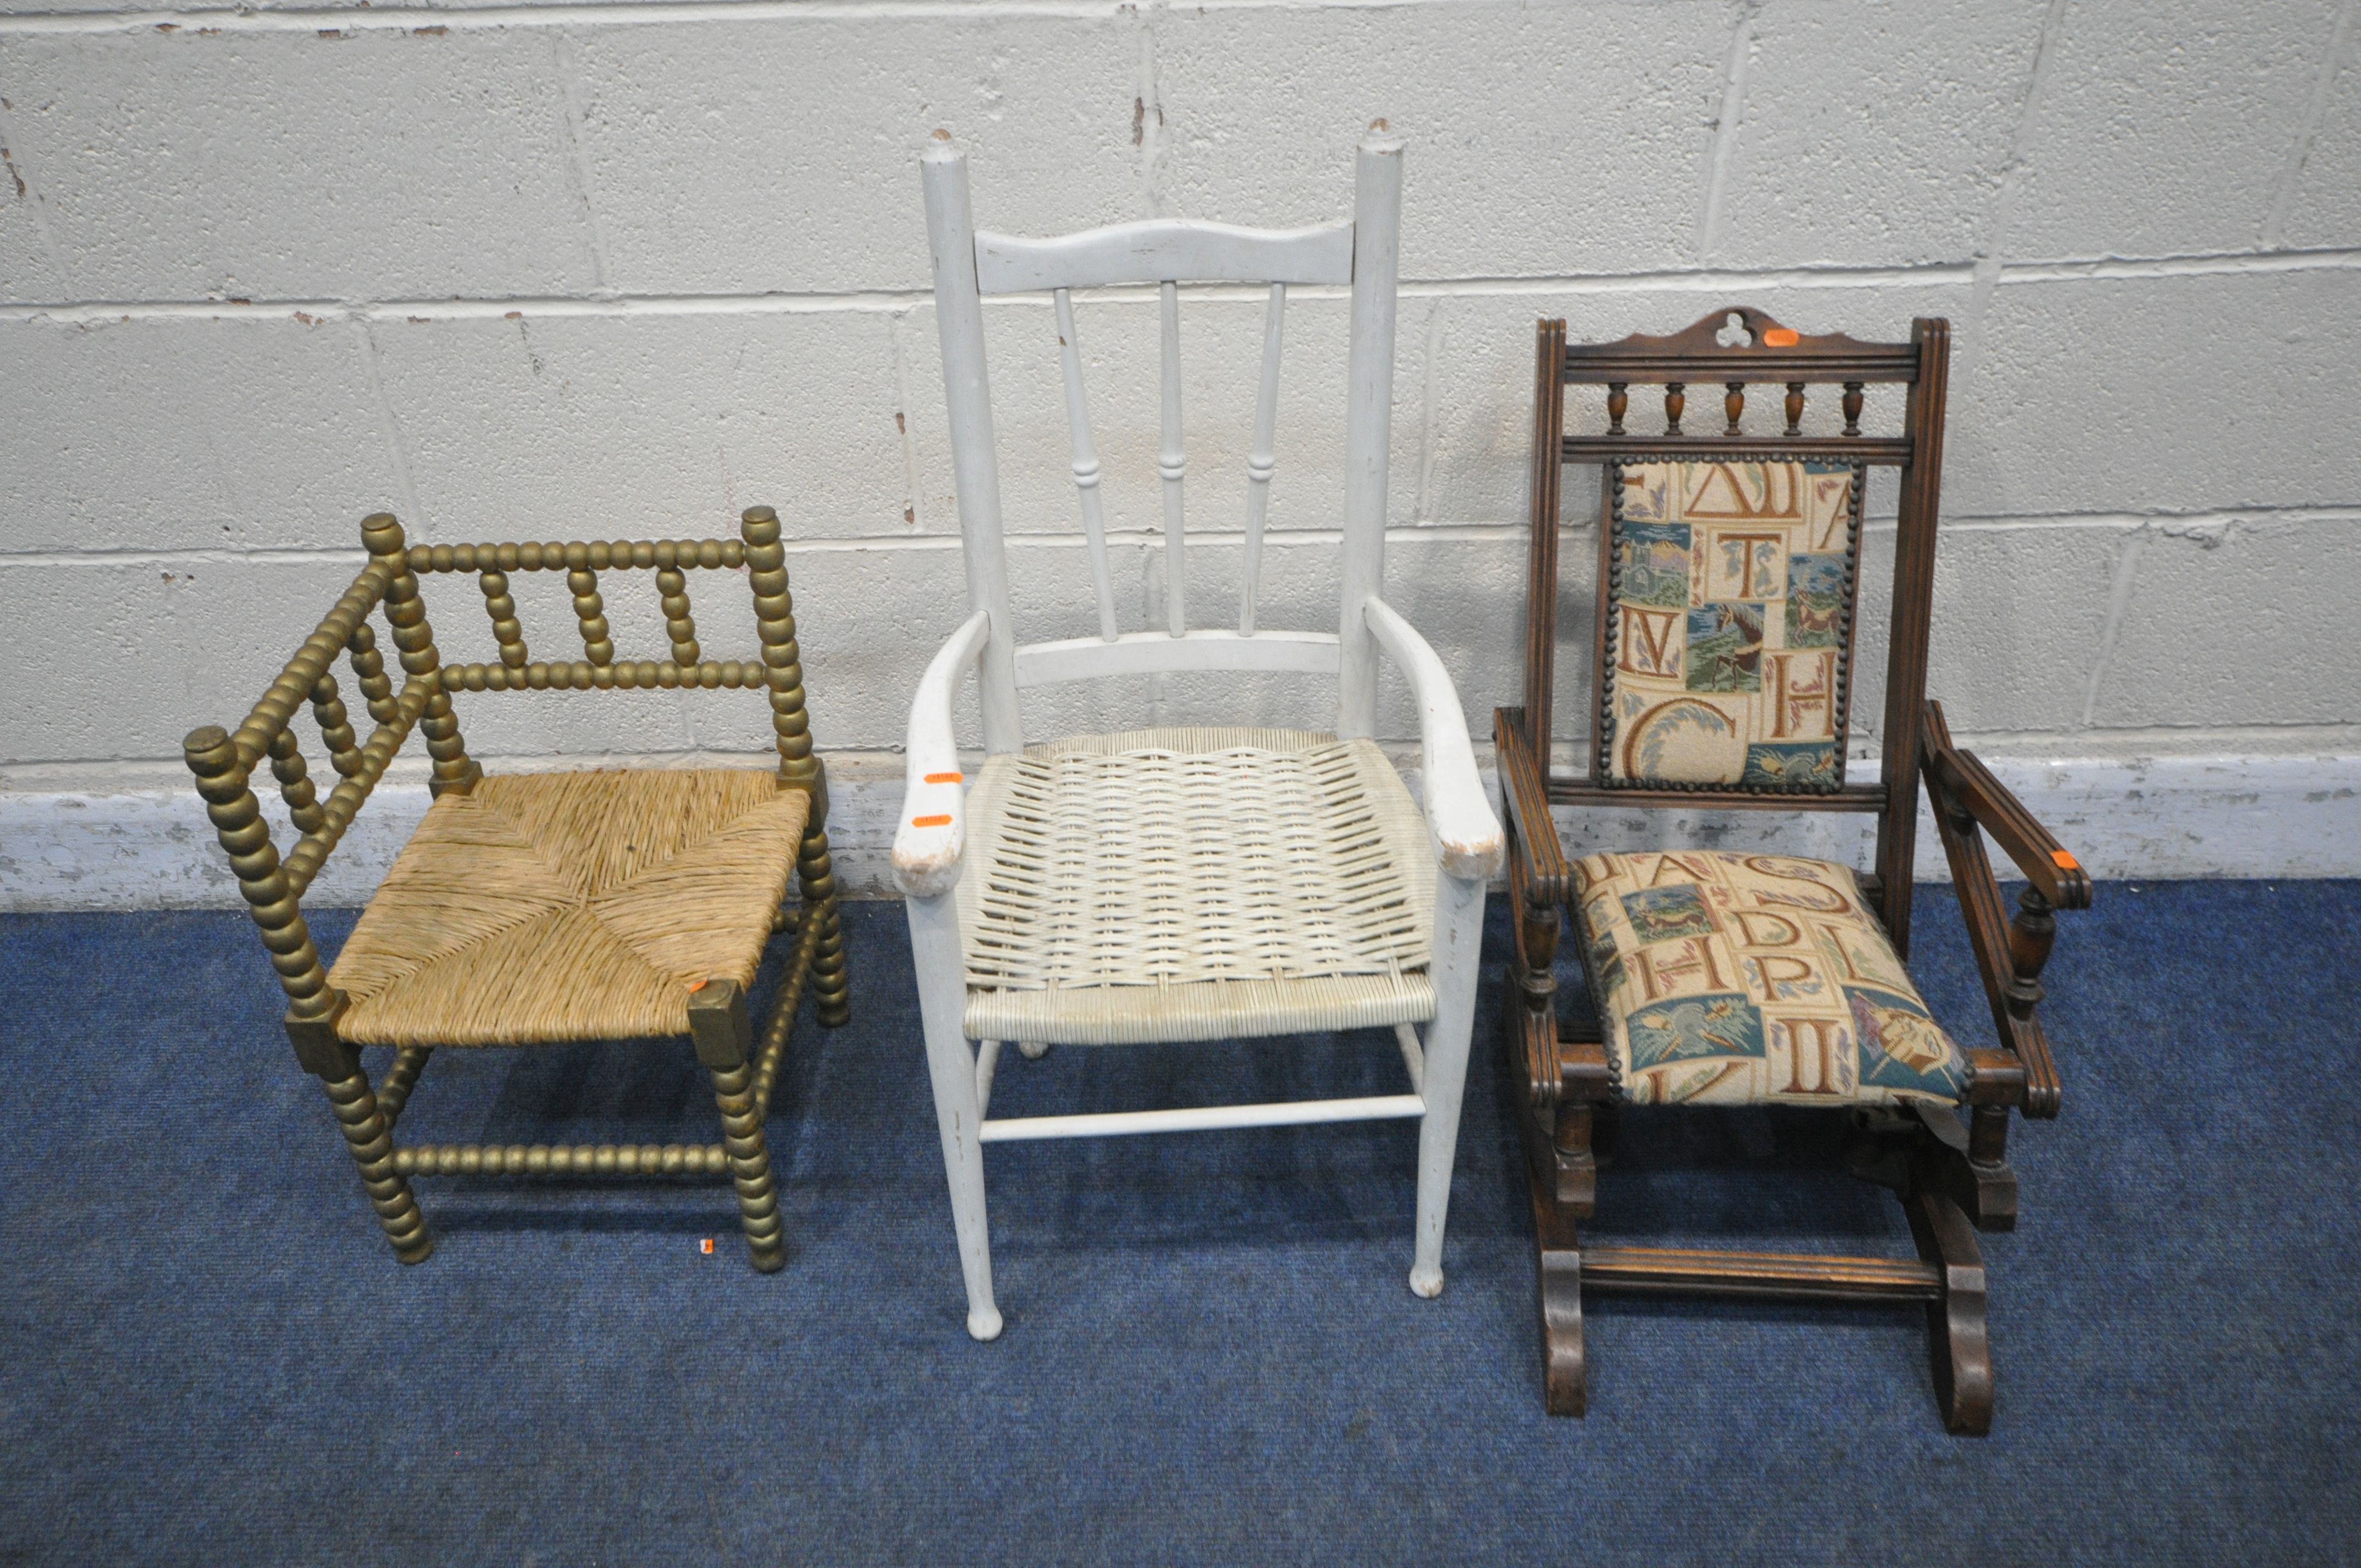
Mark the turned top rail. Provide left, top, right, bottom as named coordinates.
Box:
left=1556, top=305, right=1924, bottom=466
left=1559, top=304, right=1921, bottom=382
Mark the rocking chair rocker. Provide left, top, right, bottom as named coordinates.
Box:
left=1494, top=308, right=2092, bottom=1432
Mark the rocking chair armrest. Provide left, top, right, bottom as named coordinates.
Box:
left=1365, top=596, right=1504, bottom=883
left=1493, top=706, right=1570, bottom=905
left=892, top=610, right=993, bottom=900
left=1920, top=700, right=2094, bottom=912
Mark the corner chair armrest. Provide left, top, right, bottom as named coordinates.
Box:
left=1364, top=597, right=1504, bottom=883
left=1920, top=700, right=2094, bottom=912
left=1493, top=706, right=1569, bottom=905
left=891, top=610, right=993, bottom=900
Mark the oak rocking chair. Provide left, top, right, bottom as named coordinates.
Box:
left=895, top=127, right=1503, bottom=1340
left=1495, top=308, right=2092, bottom=1432
left=186, top=507, right=848, bottom=1271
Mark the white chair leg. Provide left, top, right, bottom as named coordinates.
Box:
left=1409, top=870, right=1486, bottom=1298
left=1018, top=1039, right=1051, bottom=1060
left=906, top=891, right=1003, bottom=1341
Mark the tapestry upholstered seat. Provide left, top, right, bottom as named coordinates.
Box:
left=955, top=729, right=1437, bottom=1048
left=330, top=769, right=812, bottom=1048
left=1574, top=850, right=1966, bottom=1108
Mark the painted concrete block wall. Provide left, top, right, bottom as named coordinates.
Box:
left=2, top=0, right=2357, bottom=906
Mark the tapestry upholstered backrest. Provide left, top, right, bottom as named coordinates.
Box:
left=1599, top=455, right=1865, bottom=791
left=1513, top=306, right=1952, bottom=953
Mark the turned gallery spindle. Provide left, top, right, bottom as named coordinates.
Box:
left=1786, top=381, right=1806, bottom=437
left=479, top=569, right=529, bottom=669
left=1663, top=382, right=1684, bottom=435
left=657, top=567, right=701, bottom=666
left=268, top=726, right=325, bottom=836
left=349, top=623, right=395, bottom=726
left=567, top=567, right=614, bottom=667
left=311, top=673, right=360, bottom=778
left=1724, top=382, right=1745, bottom=435
left=1843, top=380, right=1865, bottom=437
left=1606, top=382, right=1628, bottom=436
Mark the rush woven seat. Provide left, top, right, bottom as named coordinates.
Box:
left=330, top=769, right=811, bottom=1048
left=957, top=729, right=1436, bottom=1046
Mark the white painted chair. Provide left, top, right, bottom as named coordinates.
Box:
left=895, top=125, right=1503, bottom=1341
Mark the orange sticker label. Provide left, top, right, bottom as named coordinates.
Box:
left=686, top=978, right=709, bottom=993
left=699, top=1238, right=714, bottom=1255
left=1762, top=327, right=1799, bottom=347
left=924, top=771, right=962, bottom=785
left=2052, top=850, right=2080, bottom=870
left=912, top=814, right=952, bottom=828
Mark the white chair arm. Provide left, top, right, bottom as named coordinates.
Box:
left=1363, top=596, right=1504, bottom=883
left=892, top=610, right=993, bottom=899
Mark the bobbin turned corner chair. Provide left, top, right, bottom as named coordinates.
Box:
left=184, top=507, right=848, bottom=1272
left=1495, top=308, right=2092, bottom=1433
left=894, top=126, right=1503, bottom=1341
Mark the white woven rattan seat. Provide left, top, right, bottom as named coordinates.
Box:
left=956, top=728, right=1437, bottom=1046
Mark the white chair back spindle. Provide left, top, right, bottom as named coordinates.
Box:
left=1158, top=280, right=1188, bottom=636
left=1050, top=287, right=1120, bottom=643
left=1240, top=282, right=1286, bottom=637
left=925, top=126, right=1403, bottom=750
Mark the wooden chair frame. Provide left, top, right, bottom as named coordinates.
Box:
left=183, top=507, right=849, bottom=1271
left=895, top=127, right=1502, bottom=1341
left=1495, top=308, right=2093, bottom=1432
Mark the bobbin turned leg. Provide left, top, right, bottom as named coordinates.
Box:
left=689, top=979, right=786, bottom=1273
left=186, top=721, right=433, bottom=1264
left=296, top=1022, right=434, bottom=1265
left=744, top=505, right=851, bottom=1029
left=797, top=821, right=851, bottom=1028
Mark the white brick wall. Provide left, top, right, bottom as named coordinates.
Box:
left=2, top=0, right=2357, bottom=906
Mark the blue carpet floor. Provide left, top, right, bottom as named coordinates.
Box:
left=2, top=880, right=2357, bottom=1564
